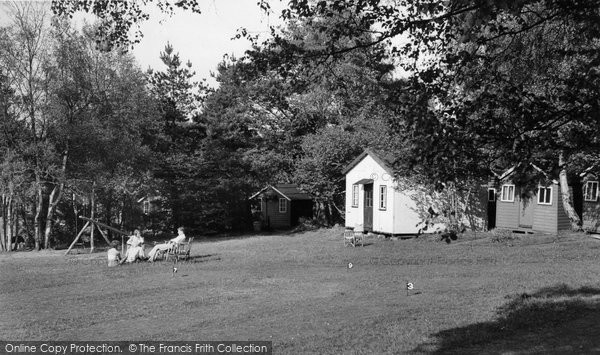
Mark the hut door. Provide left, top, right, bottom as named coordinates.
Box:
left=519, top=194, right=535, bottom=228
left=363, top=184, right=373, bottom=231
left=487, top=188, right=496, bottom=230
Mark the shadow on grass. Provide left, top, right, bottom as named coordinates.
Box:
left=148, top=254, right=220, bottom=264
left=413, top=284, right=600, bottom=354
left=185, top=254, right=220, bottom=263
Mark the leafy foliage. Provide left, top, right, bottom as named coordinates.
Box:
left=51, top=0, right=202, bottom=50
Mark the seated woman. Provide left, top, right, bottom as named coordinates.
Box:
left=122, top=229, right=146, bottom=263
left=147, top=227, right=186, bottom=262
left=107, top=240, right=122, bottom=267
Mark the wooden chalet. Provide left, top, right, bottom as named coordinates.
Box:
left=343, top=149, right=426, bottom=235
left=249, top=184, right=313, bottom=229
left=495, top=164, right=572, bottom=233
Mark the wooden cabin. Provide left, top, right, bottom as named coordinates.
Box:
left=495, top=165, right=571, bottom=233
left=249, top=184, right=313, bottom=229
left=137, top=195, right=162, bottom=215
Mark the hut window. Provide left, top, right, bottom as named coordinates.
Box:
left=279, top=198, right=287, bottom=213
left=500, top=185, right=515, bottom=202
left=352, top=184, right=359, bottom=207
left=379, top=185, right=387, bottom=210
left=585, top=181, right=599, bottom=202
left=143, top=200, right=150, bottom=214
left=258, top=198, right=263, bottom=211
left=537, top=186, right=552, bottom=205
left=488, top=188, right=496, bottom=202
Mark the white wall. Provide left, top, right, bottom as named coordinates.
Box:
left=345, top=154, right=422, bottom=234
left=392, top=187, right=422, bottom=234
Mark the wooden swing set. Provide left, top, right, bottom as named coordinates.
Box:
left=64, top=216, right=129, bottom=255
left=64, top=179, right=131, bottom=255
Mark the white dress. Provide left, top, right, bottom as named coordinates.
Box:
left=124, top=235, right=145, bottom=262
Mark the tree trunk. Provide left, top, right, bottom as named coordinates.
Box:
left=44, top=150, right=68, bottom=249
left=105, top=191, right=112, bottom=239
left=559, top=152, right=582, bottom=231
left=20, top=204, right=32, bottom=248
left=34, top=180, right=43, bottom=251
left=11, top=201, right=18, bottom=250
left=89, top=183, right=95, bottom=253
left=6, top=196, right=13, bottom=251
left=326, top=200, right=335, bottom=226
left=0, top=195, right=6, bottom=251
left=43, top=185, right=60, bottom=249
left=72, top=193, right=79, bottom=236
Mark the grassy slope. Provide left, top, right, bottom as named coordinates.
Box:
left=2, top=229, right=600, bottom=354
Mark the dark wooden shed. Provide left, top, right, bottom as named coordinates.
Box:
left=495, top=164, right=571, bottom=233
left=249, top=184, right=313, bottom=229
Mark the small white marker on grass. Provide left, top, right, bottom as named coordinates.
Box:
left=406, top=281, right=414, bottom=296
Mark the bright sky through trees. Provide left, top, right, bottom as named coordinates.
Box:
left=0, top=1, right=284, bottom=87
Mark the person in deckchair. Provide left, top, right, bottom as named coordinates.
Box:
left=147, top=227, right=186, bottom=262
left=107, top=240, right=122, bottom=267
left=123, top=229, right=146, bottom=263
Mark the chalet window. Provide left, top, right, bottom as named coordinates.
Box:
left=488, top=188, right=496, bottom=202
left=585, top=181, right=599, bottom=202
left=537, top=186, right=552, bottom=205
left=500, top=185, right=515, bottom=202
left=379, top=185, right=387, bottom=210
left=143, top=200, right=150, bottom=214
left=279, top=198, right=287, bottom=213
left=352, top=184, right=359, bottom=207
left=257, top=198, right=263, bottom=212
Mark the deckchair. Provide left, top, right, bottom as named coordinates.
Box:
left=166, top=237, right=194, bottom=262
left=344, top=224, right=364, bottom=247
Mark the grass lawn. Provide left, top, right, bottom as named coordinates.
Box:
left=2, top=228, right=600, bottom=354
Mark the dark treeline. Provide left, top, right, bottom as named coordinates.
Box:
left=0, top=3, right=400, bottom=250
left=2, top=1, right=600, bottom=250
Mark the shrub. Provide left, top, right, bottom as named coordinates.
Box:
left=490, top=229, right=519, bottom=243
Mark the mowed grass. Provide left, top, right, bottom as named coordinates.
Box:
left=2, top=229, right=600, bottom=354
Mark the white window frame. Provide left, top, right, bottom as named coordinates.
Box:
left=257, top=197, right=263, bottom=212
left=279, top=198, right=287, bottom=213
left=537, top=186, right=552, bottom=205
left=585, top=181, right=599, bottom=202
left=379, top=185, right=387, bottom=210
left=500, top=184, right=515, bottom=202
left=488, top=188, right=496, bottom=202
left=143, top=200, right=150, bottom=214
left=351, top=184, right=359, bottom=207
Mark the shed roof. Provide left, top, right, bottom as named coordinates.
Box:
left=249, top=184, right=312, bottom=201
left=580, top=166, right=599, bottom=177
left=341, top=148, right=395, bottom=176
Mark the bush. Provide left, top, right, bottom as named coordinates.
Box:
left=291, top=218, right=325, bottom=233
left=490, top=229, right=519, bottom=243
